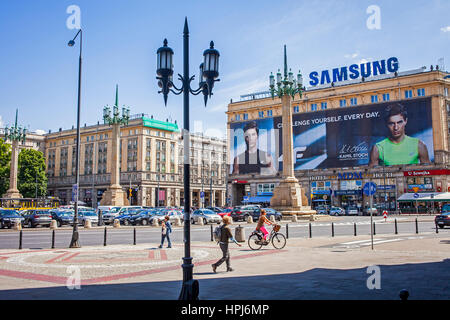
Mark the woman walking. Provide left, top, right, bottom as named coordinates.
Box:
left=212, top=216, right=241, bottom=273
left=159, top=216, right=172, bottom=248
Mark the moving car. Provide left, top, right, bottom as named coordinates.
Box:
left=329, top=207, right=345, bottom=216
left=191, top=209, right=222, bottom=224
left=345, top=206, right=359, bottom=216
left=22, top=210, right=53, bottom=228
left=0, top=209, right=24, bottom=229
left=363, top=207, right=379, bottom=216
left=435, top=212, right=450, bottom=229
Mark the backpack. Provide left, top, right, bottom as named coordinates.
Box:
left=213, top=225, right=224, bottom=243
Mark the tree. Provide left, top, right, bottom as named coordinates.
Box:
left=18, top=149, right=47, bottom=198
left=0, top=138, right=11, bottom=196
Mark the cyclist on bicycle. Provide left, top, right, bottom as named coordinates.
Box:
left=256, top=209, right=272, bottom=244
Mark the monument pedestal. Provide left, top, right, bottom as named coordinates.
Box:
left=270, top=177, right=316, bottom=216
left=99, top=185, right=129, bottom=206
left=3, top=189, right=23, bottom=199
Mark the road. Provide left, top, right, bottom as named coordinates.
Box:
left=0, top=216, right=446, bottom=250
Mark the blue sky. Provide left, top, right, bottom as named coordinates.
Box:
left=0, top=0, right=449, bottom=138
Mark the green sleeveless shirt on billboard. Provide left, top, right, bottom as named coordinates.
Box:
left=376, top=135, right=419, bottom=165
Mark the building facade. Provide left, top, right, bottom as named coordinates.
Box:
left=227, top=67, right=450, bottom=212
left=44, top=114, right=227, bottom=208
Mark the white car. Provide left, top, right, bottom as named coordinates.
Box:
left=191, top=209, right=222, bottom=224
left=77, top=211, right=98, bottom=226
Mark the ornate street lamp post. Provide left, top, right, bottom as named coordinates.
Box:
left=67, top=29, right=83, bottom=248
left=269, top=45, right=315, bottom=216
left=3, top=109, right=26, bottom=199
left=156, top=18, right=220, bottom=300
left=99, top=85, right=131, bottom=211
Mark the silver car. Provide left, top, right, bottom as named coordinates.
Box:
left=191, top=209, right=222, bottom=225
left=77, top=211, right=99, bottom=226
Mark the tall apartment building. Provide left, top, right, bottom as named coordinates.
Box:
left=44, top=114, right=227, bottom=207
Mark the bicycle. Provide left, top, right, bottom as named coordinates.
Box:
left=248, top=224, right=286, bottom=250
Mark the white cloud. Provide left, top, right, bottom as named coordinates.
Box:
left=34, top=129, right=46, bottom=135
left=0, top=116, right=3, bottom=128
left=344, top=53, right=359, bottom=59
left=357, top=58, right=373, bottom=65
left=441, top=26, right=450, bottom=32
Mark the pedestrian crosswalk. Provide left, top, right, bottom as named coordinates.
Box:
left=332, top=236, right=425, bottom=249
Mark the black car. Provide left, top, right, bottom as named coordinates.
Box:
left=259, top=208, right=283, bottom=222
left=0, top=209, right=24, bottom=229
left=128, top=209, right=156, bottom=226
left=435, top=212, right=450, bottom=229
left=230, top=205, right=260, bottom=222
left=22, top=210, right=53, bottom=228
left=50, top=210, right=74, bottom=227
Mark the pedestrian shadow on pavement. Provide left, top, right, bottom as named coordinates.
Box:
left=0, top=259, right=448, bottom=300
left=439, top=240, right=450, bottom=244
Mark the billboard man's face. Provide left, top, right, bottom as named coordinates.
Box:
left=386, top=114, right=407, bottom=140
left=244, top=128, right=258, bottom=150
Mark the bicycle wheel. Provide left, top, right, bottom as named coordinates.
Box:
left=248, top=234, right=263, bottom=250
left=272, top=233, right=286, bottom=249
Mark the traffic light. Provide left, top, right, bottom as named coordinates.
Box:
left=129, top=188, right=132, bottom=198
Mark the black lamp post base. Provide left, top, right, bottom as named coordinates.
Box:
left=69, top=231, right=81, bottom=248
left=178, top=279, right=199, bottom=300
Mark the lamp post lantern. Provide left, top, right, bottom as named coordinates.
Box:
left=156, top=17, right=220, bottom=300
left=67, top=29, right=83, bottom=248
left=268, top=45, right=315, bottom=217
left=3, top=109, right=26, bottom=199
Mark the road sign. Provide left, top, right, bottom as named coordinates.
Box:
left=413, top=193, right=420, bottom=199
left=243, top=196, right=249, bottom=202
left=363, top=182, right=377, bottom=196
left=412, top=187, right=419, bottom=193
left=383, top=211, right=388, bottom=220
left=323, top=195, right=328, bottom=200
left=200, top=191, right=205, bottom=198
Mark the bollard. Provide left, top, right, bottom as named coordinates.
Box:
left=197, top=217, right=204, bottom=226
left=210, top=224, right=213, bottom=242
left=234, top=225, right=245, bottom=242
left=309, top=223, right=312, bottom=238
left=331, top=222, right=334, bottom=237
left=19, top=230, right=22, bottom=250
left=114, top=219, right=121, bottom=228
left=51, top=230, right=55, bottom=249
left=270, top=215, right=276, bottom=223
left=104, top=227, right=107, bottom=246
left=84, top=219, right=92, bottom=229
left=354, top=223, right=357, bottom=236
left=291, top=215, right=298, bottom=223
left=394, top=219, right=398, bottom=235
left=133, top=228, right=136, bottom=245
left=247, top=215, right=253, bottom=224
left=373, top=222, right=376, bottom=235
left=436, top=223, right=439, bottom=234
left=50, top=220, right=58, bottom=230
left=286, top=224, right=289, bottom=239
left=415, top=218, right=419, bottom=234
left=175, top=217, right=182, bottom=227
left=14, top=221, right=22, bottom=231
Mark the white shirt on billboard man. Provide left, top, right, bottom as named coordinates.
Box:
left=232, top=121, right=277, bottom=176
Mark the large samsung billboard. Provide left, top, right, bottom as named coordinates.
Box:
left=229, top=97, right=434, bottom=175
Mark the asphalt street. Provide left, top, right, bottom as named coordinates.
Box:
left=0, top=216, right=445, bottom=250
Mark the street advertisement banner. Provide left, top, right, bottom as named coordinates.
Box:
left=229, top=97, right=434, bottom=174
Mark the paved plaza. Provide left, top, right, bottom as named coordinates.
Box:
left=0, top=228, right=448, bottom=300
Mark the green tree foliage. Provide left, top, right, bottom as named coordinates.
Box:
left=18, top=149, right=47, bottom=198
left=0, top=139, right=11, bottom=196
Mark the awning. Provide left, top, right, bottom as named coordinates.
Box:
left=247, top=195, right=272, bottom=203
left=397, top=192, right=441, bottom=201
left=414, top=192, right=450, bottom=202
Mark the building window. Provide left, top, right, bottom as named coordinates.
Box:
left=243, top=113, right=248, bottom=120
left=445, top=88, right=448, bottom=97
left=339, top=99, right=346, bottom=107
left=267, top=110, right=273, bottom=117
left=293, top=106, right=299, bottom=113
left=350, top=98, right=357, bottom=106
left=371, top=95, right=378, bottom=103
left=321, top=102, right=327, bottom=110
left=311, top=103, right=318, bottom=111
left=383, top=93, right=390, bottom=101
left=405, top=90, right=413, bottom=99
left=235, top=114, right=240, bottom=121
left=417, top=88, right=425, bottom=97
left=258, top=111, right=264, bottom=118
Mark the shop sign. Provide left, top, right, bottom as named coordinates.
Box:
left=232, top=180, right=248, bottom=184
left=403, top=169, right=450, bottom=177
left=408, top=184, right=433, bottom=190
left=377, top=185, right=396, bottom=191
left=334, top=190, right=362, bottom=196
left=338, top=172, right=363, bottom=180
left=312, top=190, right=332, bottom=195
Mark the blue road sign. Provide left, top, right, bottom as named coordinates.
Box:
left=363, top=182, right=377, bottom=196
left=200, top=191, right=205, bottom=198
left=243, top=196, right=249, bottom=202
left=413, top=193, right=420, bottom=199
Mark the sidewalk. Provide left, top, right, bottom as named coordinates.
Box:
left=0, top=232, right=448, bottom=300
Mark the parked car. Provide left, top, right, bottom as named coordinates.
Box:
left=363, top=207, right=379, bottom=216
left=314, top=206, right=329, bottom=215
left=191, top=209, right=222, bottom=224
left=101, top=207, right=123, bottom=225
left=329, top=206, right=345, bottom=216
left=345, top=206, right=359, bottom=216
left=0, top=209, right=24, bottom=229
left=50, top=209, right=74, bottom=227
left=206, top=207, right=222, bottom=214
left=218, top=208, right=232, bottom=218
left=230, top=205, right=260, bottom=222
left=23, top=210, right=53, bottom=228
left=435, top=212, right=450, bottom=229
left=259, top=208, right=282, bottom=221
left=77, top=211, right=99, bottom=226
left=126, top=209, right=156, bottom=226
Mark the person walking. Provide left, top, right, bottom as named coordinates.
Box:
left=159, top=216, right=172, bottom=248
left=212, top=215, right=242, bottom=273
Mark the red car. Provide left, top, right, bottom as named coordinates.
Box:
left=218, top=208, right=232, bottom=218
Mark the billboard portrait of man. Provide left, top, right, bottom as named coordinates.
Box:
left=369, top=103, right=430, bottom=167
left=232, top=121, right=277, bottom=175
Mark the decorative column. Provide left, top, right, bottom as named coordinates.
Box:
left=3, top=109, right=26, bottom=199
left=100, top=85, right=130, bottom=206
left=268, top=46, right=315, bottom=216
